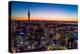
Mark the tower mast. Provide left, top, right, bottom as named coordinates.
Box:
left=28, top=8, right=30, bottom=22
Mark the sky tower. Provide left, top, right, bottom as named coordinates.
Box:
left=28, top=8, right=30, bottom=21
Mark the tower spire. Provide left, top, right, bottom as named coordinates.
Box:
left=28, top=8, right=30, bottom=21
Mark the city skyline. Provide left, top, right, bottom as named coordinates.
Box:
left=9, top=1, right=78, bottom=53
left=11, top=1, right=78, bottom=21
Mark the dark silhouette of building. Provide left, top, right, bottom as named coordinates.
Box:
left=28, top=8, right=30, bottom=21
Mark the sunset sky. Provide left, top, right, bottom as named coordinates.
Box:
left=10, top=1, right=78, bottom=21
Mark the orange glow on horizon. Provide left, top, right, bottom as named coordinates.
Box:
left=11, top=16, right=78, bottom=22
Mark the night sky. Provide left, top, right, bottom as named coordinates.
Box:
left=10, top=1, right=78, bottom=21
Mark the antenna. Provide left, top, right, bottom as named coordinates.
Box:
left=28, top=8, right=30, bottom=22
